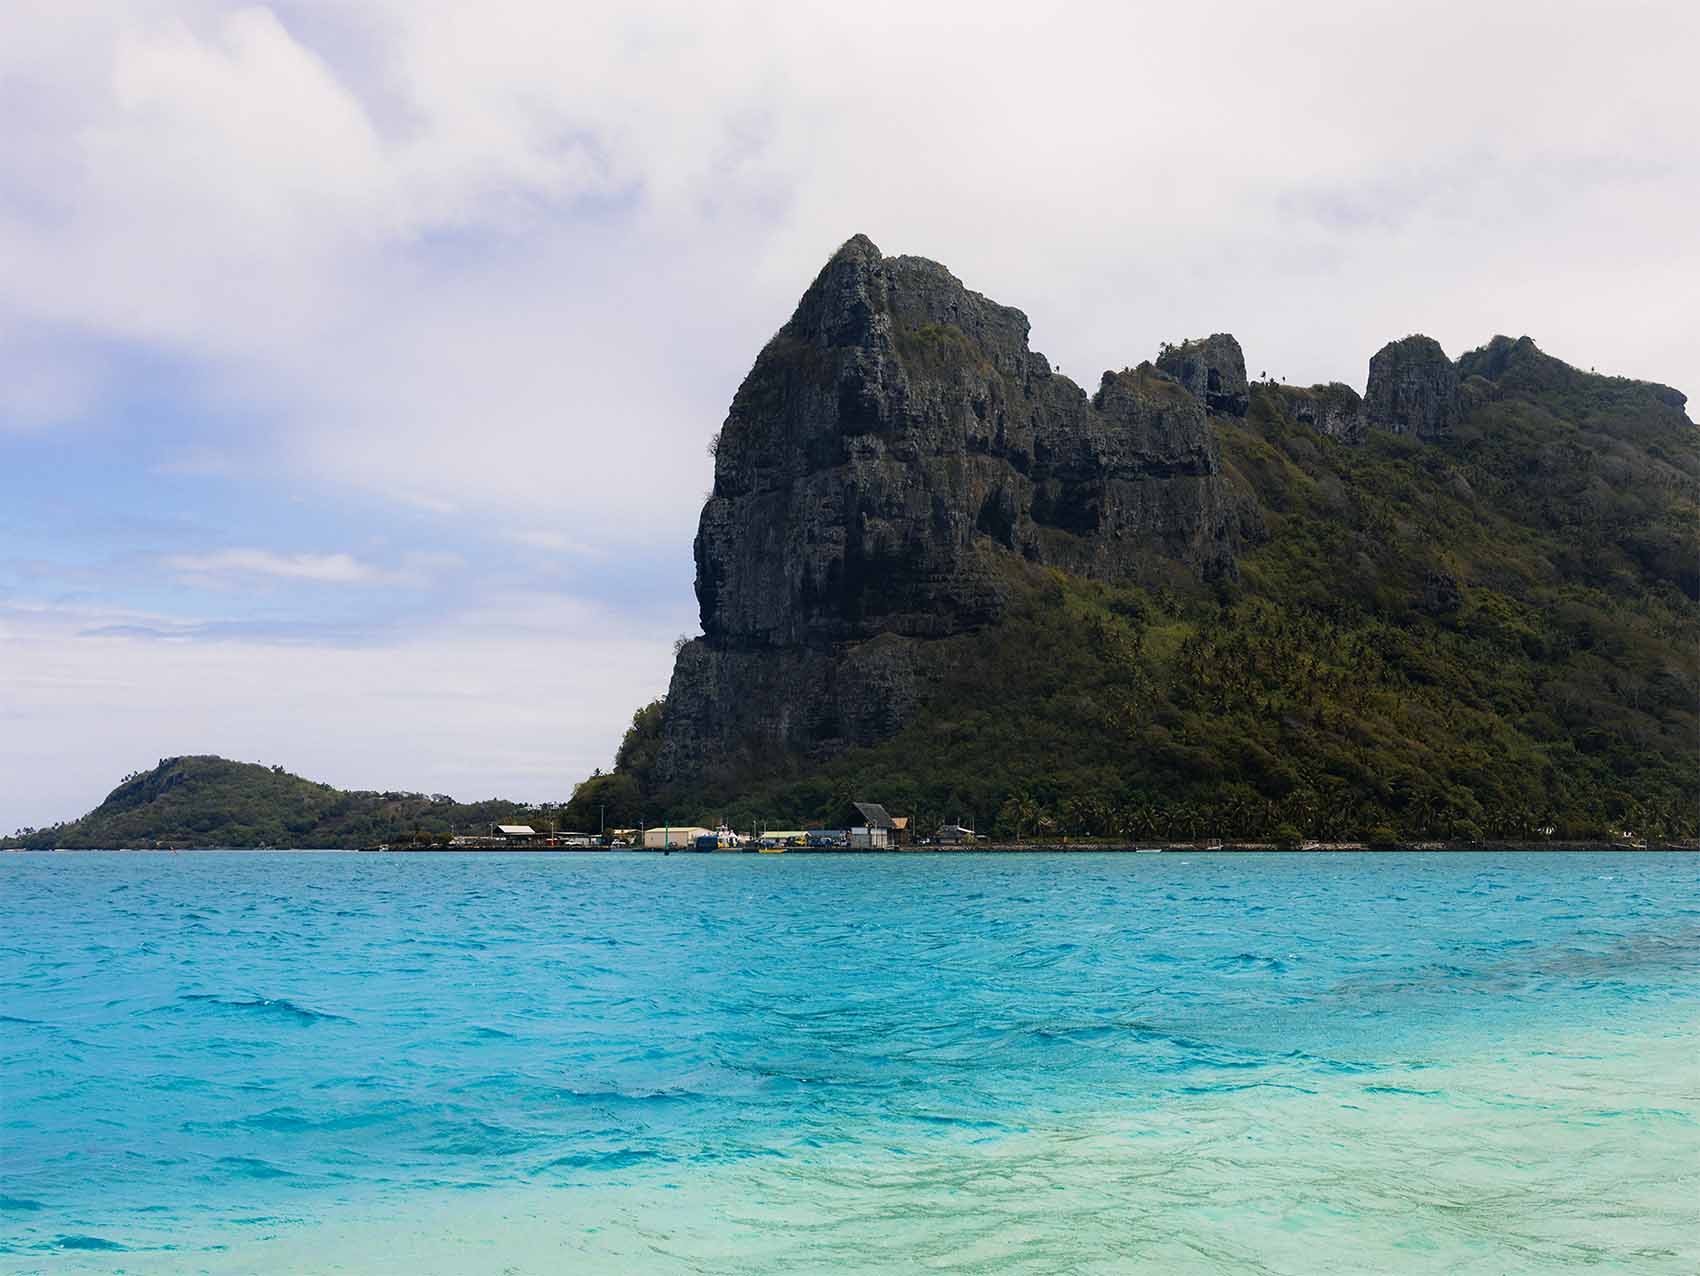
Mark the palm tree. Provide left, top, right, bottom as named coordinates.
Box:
left=1018, top=796, right=1042, bottom=841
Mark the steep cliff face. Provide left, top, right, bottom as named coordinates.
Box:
left=1155, top=334, right=1250, bottom=417
left=643, top=239, right=1695, bottom=813
left=660, top=235, right=1244, bottom=785
left=695, top=236, right=1240, bottom=648
left=1364, top=335, right=1463, bottom=437
left=1272, top=382, right=1367, bottom=443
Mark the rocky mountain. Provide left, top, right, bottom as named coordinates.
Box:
left=574, top=234, right=1698, bottom=844
left=1155, top=333, right=1249, bottom=417
left=661, top=236, right=1246, bottom=787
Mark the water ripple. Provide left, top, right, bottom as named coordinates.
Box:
left=1, top=849, right=1697, bottom=1273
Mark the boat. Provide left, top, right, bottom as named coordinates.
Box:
left=693, top=825, right=744, bottom=853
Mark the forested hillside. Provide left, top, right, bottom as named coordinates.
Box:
left=7, top=756, right=542, bottom=849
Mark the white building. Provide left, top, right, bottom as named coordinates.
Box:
left=641, top=826, right=713, bottom=849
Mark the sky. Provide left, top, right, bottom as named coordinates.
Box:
left=3, top=0, right=1697, bottom=830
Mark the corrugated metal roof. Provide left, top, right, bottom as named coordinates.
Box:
left=496, top=824, right=537, bottom=835
left=851, top=801, right=895, bottom=828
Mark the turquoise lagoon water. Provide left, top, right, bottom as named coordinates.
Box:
left=2, top=850, right=1697, bottom=1274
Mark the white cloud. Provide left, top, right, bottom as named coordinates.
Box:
left=505, top=529, right=598, bottom=555
left=159, top=546, right=466, bottom=587
left=4, top=1, right=1688, bottom=524
left=0, top=597, right=681, bottom=830
left=165, top=548, right=384, bottom=584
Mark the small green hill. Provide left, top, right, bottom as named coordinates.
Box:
left=6, top=756, right=544, bottom=850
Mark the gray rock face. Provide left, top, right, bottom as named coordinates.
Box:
left=657, top=234, right=1243, bottom=786
left=1274, top=382, right=1367, bottom=443
left=1155, top=334, right=1250, bottom=417
left=694, top=235, right=1238, bottom=649
left=1365, top=335, right=1463, bottom=438
left=658, top=632, right=925, bottom=785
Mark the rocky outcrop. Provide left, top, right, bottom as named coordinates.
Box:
left=693, top=235, right=1241, bottom=650
left=1365, top=335, right=1463, bottom=438
left=658, top=633, right=925, bottom=778
left=655, top=239, right=1685, bottom=793
left=658, top=235, right=1244, bottom=786
left=610, top=235, right=1700, bottom=815
left=1274, top=382, right=1367, bottom=443
left=1156, top=334, right=1250, bottom=417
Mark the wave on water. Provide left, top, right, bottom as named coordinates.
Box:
left=537, top=1148, right=662, bottom=1174
left=1328, top=920, right=1700, bottom=1004
left=211, top=1156, right=299, bottom=1182
left=1213, top=952, right=1289, bottom=974
left=152, top=994, right=353, bottom=1026
left=3, top=850, right=1698, bottom=1274
left=43, top=1235, right=129, bottom=1253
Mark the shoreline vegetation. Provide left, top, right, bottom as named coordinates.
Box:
left=5, top=754, right=1695, bottom=854
left=8, top=841, right=1694, bottom=854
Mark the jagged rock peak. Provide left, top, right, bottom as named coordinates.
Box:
left=695, top=235, right=1244, bottom=651
left=1273, top=382, right=1367, bottom=444
left=1156, top=334, right=1250, bottom=417
left=1365, top=334, right=1463, bottom=438
left=672, top=234, right=1246, bottom=786
left=789, top=233, right=892, bottom=347
left=785, top=233, right=1038, bottom=372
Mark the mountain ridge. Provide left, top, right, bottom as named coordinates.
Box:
left=12, top=238, right=1695, bottom=849
left=566, top=234, right=1698, bottom=843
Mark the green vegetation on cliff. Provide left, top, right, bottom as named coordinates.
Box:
left=610, top=337, right=1699, bottom=842
left=7, top=756, right=544, bottom=850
